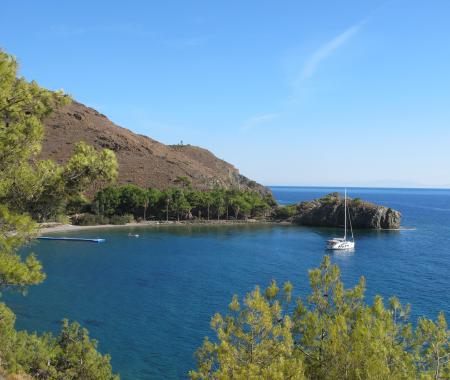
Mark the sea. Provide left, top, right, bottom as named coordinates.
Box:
left=4, top=187, right=450, bottom=379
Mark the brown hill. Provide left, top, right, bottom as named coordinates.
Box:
left=41, top=101, right=269, bottom=194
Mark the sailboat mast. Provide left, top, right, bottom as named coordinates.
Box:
left=344, top=188, right=347, bottom=240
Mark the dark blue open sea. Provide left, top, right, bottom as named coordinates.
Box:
left=5, top=187, right=450, bottom=379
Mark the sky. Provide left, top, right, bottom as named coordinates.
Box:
left=1, top=0, right=449, bottom=187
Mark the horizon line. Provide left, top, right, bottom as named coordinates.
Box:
left=265, top=185, right=450, bottom=190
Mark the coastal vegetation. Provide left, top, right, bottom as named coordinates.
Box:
left=72, top=182, right=276, bottom=225
left=0, top=49, right=118, bottom=378
left=190, top=256, right=450, bottom=379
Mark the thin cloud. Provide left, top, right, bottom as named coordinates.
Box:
left=241, top=113, right=278, bottom=132
left=300, top=20, right=365, bottom=81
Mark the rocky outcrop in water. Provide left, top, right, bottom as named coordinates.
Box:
left=291, top=193, right=401, bottom=229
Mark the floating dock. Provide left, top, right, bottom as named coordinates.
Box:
left=37, top=237, right=106, bottom=243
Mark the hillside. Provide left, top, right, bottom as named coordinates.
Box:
left=41, top=101, right=268, bottom=194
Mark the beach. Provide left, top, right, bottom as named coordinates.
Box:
left=38, top=219, right=283, bottom=234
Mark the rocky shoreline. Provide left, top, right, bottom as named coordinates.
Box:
left=275, top=192, right=401, bottom=230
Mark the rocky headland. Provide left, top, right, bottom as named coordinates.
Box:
left=276, top=192, right=401, bottom=229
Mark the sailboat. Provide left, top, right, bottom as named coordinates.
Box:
left=327, top=189, right=355, bottom=250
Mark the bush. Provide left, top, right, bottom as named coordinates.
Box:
left=352, top=197, right=363, bottom=205
left=54, top=214, right=70, bottom=224
left=73, top=213, right=109, bottom=226
left=273, top=205, right=297, bottom=219
left=0, top=302, right=118, bottom=379
left=109, top=214, right=134, bottom=225
left=66, top=195, right=91, bottom=215
left=321, top=192, right=340, bottom=204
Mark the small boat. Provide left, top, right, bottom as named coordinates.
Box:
left=128, top=233, right=140, bottom=238
left=327, top=189, right=355, bottom=250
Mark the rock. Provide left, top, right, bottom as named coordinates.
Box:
left=292, top=193, right=401, bottom=229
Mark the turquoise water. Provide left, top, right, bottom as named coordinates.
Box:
left=5, top=187, right=450, bottom=379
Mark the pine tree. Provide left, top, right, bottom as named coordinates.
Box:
left=191, top=256, right=449, bottom=379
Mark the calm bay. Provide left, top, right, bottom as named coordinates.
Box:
left=5, top=187, right=450, bottom=379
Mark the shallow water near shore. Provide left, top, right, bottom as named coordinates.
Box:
left=5, top=187, right=450, bottom=379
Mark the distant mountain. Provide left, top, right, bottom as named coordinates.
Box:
left=41, top=101, right=269, bottom=195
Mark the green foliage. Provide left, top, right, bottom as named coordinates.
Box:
left=169, top=188, right=190, bottom=221
left=92, top=187, right=121, bottom=217
left=212, top=188, right=226, bottom=220
left=0, top=206, right=45, bottom=292
left=0, top=49, right=68, bottom=221
left=66, top=194, right=90, bottom=215
left=73, top=213, right=110, bottom=226
left=93, top=186, right=163, bottom=220
left=91, top=185, right=273, bottom=223
left=0, top=50, right=70, bottom=177
left=73, top=213, right=134, bottom=226
left=3, top=160, right=66, bottom=221
left=109, top=214, right=135, bottom=225
left=415, top=312, right=450, bottom=378
left=0, top=303, right=119, bottom=379
left=191, top=256, right=450, bottom=379
left=63, top=142, right=118, bottom=196
left=320, top=192, right=340, bottom=205
left=0, top=50, right=118, bottom=222
left=2, top=147, right=118, bottom=222
left=0, top=48, right=118, bottom=379
left=186, top=190, right=203, bottom=218
left=274, top=204, right=298, bottom=219
left=232, top=194, right=250, bottom=219
left=116, top=184, right=146, bottom=216
left=173, top=175, right=192, bottom=189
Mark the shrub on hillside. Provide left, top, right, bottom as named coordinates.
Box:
left=109, top=214, right=135, bottom=225
left=73, top=213, right=110, bottom=226
left=273, top=204, right=298, bottom=219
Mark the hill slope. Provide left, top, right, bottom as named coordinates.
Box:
left=41, top=101, right=268, bottom=194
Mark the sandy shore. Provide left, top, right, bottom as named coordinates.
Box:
left=38, top=219, right=283, bottom=234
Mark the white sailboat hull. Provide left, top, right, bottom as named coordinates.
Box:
left=327, top=238, right=355, bottom=250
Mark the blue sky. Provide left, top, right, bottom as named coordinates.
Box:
left=2, top=0, right=449, bottom=187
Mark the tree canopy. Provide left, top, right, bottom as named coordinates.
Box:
left=190, top=256, right=450, bottom=380
left=0, top=48, right=119, bottom=379
left=87, top=185, right=273, bottom=224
